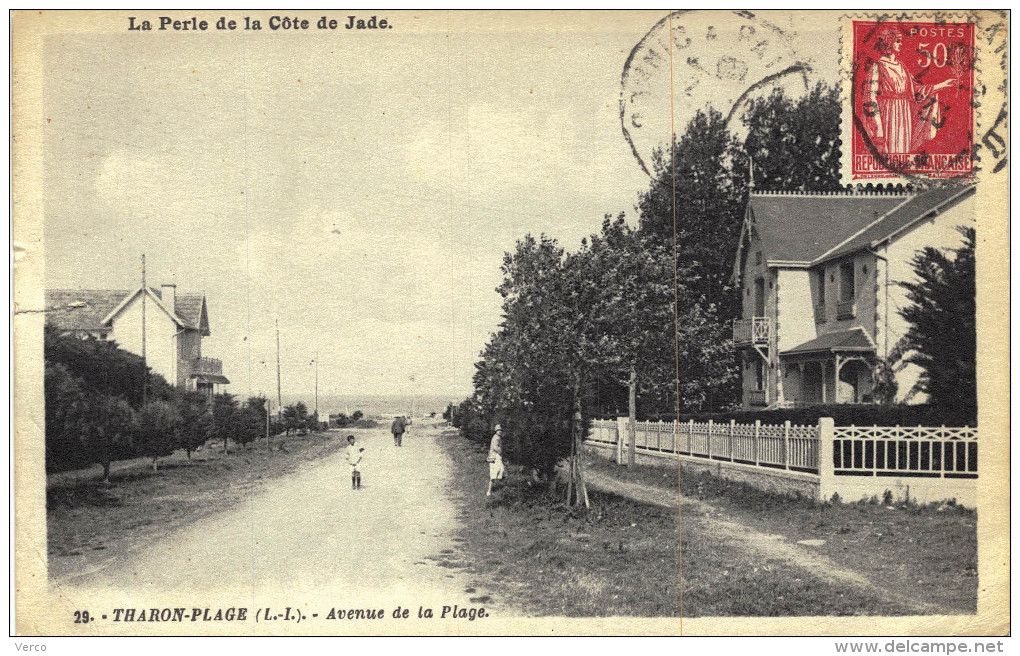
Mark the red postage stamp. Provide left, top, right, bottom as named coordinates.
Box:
left=841, top=17, right=976, bottom=182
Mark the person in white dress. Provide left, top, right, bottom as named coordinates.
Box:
left=486, top=425, right=505, bottom=497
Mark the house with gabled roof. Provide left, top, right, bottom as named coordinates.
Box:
left=45, top=284, right=230, bottom=396
left=732, top=184, right=975, bottom=409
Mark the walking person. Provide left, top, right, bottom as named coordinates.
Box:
left=486, top=424, right=505, bottom=497
left=391, top=415, right=407, bottom=447
left=346, top=434, right=364, bottom=489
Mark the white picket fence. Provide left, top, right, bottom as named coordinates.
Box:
left=589, top=418, right=821, bottom=472
left=832, top=424, right=978, bottom=478
left=589, top=419, right=979, bottom=479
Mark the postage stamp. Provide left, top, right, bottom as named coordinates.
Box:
left=840, top=15, right=977, bottom=182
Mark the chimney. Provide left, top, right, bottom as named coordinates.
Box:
left=161, top=283, right=177, bottom=314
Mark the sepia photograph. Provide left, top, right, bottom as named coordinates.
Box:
left=10, top=9, right=1010, bottom=638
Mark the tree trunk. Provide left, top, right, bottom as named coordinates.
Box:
left=102, top=460, right=111, bottom=485
left=186, top=446, right=192, bottom=461
left=628, top=364, right=637, bottom=467
left=568, top=375, right=590, bottom=508
left=151, top=456, right=158, bottom=472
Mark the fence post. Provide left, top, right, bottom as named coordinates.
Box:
left=783, top=420, right=791, bottom=469
left=817, top=417, right=836, bottom=502
left=615, top=417, right=626, bottom=465
left=657, top=420, right=662, bottom=451
left=729, top=419, right=735, bottom=461
left=707, top=419, right=713, bottom=459
left=754, top=419, right=760, bottom=466
left=688, top=419, right=693, bottom=454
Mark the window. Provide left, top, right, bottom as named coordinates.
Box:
left=839, top=261, right=855, bottom=302
left=755, top=251, right=762, bottom=265
left=755, top=361, right=766, bottom=391
left=817, top=270, right=826, bottom=306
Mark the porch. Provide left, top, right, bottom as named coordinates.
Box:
left=779, top=328, right=878, bottom=407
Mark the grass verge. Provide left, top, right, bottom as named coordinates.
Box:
left=584, top=450, right=978, bottom=616
left=47, top=430, right=351, bottom=578
left=440, top=431, right=680, bottom=617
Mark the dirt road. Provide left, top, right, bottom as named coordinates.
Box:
left=54, top=422, right=493, bottom=618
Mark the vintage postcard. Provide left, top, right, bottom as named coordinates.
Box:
left=11, top=10, right=1009, bottom=638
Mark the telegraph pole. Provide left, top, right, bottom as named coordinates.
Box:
left=141, top=254, right=147, bottom=405
left=276, top=320, right=283, bottom=428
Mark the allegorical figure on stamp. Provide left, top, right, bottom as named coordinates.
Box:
left=864, top=27, right=956, bottom=155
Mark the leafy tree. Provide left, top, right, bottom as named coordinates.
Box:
left=175, top=391, right=212, bottom=460
left=351, top=410, right=364, bottom=422
left=637, top=109, right=747, bottom=323
left=282, top=402, right=310, bottom=435
left=44, top=362, right=91, bottom=472
left=136, top=400, right=179, bottom=471
left=44, top=362, right=137, bottom=478
left=899, top=228, right=976, bottom=415
left=234, top=396, right=267, bottom=448
left=90, top=396, right=137, bottom=482
left=211, top=393, right=239, bottom=452
left=742, top=84, right=843, bottom=192
left=44, top=325, right=174, bottom=407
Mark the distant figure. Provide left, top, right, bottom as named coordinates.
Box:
left=346, top=435, right=364, bottom=489
left=486, top=424, right=505, bottom=497
left=391, top=416, right=407, bottom=447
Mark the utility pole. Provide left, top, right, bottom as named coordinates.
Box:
left=276, top=320, right=283, bottom=430
left=313, top=353, right=318, bottom=419
left=141, top=254, right=148, bottom=405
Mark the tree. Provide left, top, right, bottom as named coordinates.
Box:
left=470, top=234, right=598, bottom=505
left=899, top=227, right=976, bottom=417
left=351, top=410, right=363, bottom=422
left=136, top=400, right=179, bottom=471
left=211, top=393, right=239, bottom=452
left=282, top=402, right=309, bottom=435
left=44, top=325, right=174, bottom=407
left=742, top=84, right=843, bottom=192
left=44, top=362, right=91, bottom=473
left=637, top=109, right=747, bottom=323
left=234, top=396, right=267, bottom=449
left=176, top=391, right=212, bottom=460
left=90, top=396, right=136, bottom=482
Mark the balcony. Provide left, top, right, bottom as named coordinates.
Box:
left=836, top=300, right=856, bottom=320
left=748, top=390, right=767, bottom=406
left=190, top=357, right=222, bottom=375
left=733, top=316, right=772, bottom=347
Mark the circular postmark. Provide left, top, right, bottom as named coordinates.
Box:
left=620, top=10, right=812, bottom=177
left=847, top=16, right=977, bottom=182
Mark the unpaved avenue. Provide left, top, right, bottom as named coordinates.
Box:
left=54, top=423, right=493, bottom=617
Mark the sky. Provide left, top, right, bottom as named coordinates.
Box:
left=42, top=10, right=838, bottom=400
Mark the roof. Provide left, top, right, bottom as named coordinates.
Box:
left=747, top=192, right=905, bottom=265
left=172, top=293, right=206, bottom=329
left=815, top=185, right=976, bottom=264
left=45, top=287, right=209, bottom=335
left=191, top=373, right=230, bottom=385
left=781, top=327, right=876, bottom=356
left=43, top=289, right=127, bottom=333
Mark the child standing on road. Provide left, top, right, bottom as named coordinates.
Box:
left=346, top=435, right=364, bottom=490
